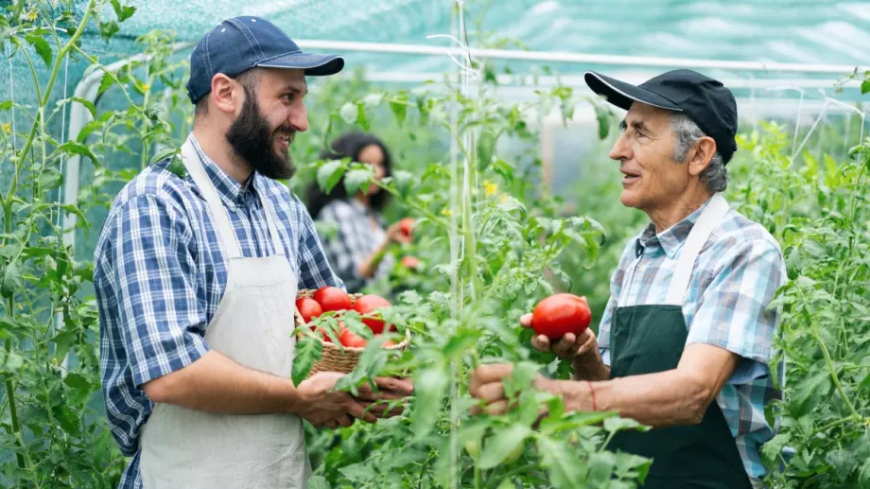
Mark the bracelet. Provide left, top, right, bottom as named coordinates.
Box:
left=586, top=381, right=597, bottom=412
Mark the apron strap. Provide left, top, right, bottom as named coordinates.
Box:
left=259, top=187, right=286, bottom=256
left=180, top=138, right=243, bottom=259
left=664, top=193, right=730, bottom=305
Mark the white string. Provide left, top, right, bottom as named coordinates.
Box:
left=761, top=85, right=806, bottom=159
left=9, top=55, right=15, bottom=148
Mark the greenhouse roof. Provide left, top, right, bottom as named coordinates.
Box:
left=78, top=0, right=870, bottom=79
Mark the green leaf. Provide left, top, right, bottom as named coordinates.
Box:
left=317, top=160, right=346, bottom=194
left=492, top=158, right=515, bottom=182
left=478, top=424, right=531, bottom=469
left=859, top=459, right=870, bottom=487
left=1, top=261, right=23, bottom=298
left=338, top=462, right=376, bottom=481
left=604, top=416, right=647, bottom=434
left=356, top=102, right=370, bottom=131
left=53, top=328, right=77, bottom=363
left=593, top=102, right=611, bottom=140
left=389, top=101, right=407, bottom=127
left=25, top=34, right=53, bottom=68
left=343, top=168, right=372, bottom=196
left=339, top=102, right=357, bottom=124
left=38, top=168, right=63, bottom=191
left=538, top=437, right=582, bottom=487
left=291, top=335, right=322, bottom=386
left=862, top=79, right=870, bottom=95
left=63, top=373, right=91, bottom=390
left=97, top=72, right=117, bottom=96
left=761, top=433, right=791, bottom=466
left=306, top=475, right=331, bottom=489
left=411, top=367, right=447, bottom=440
left=70, top=97, right=97, bottom=119
left=58, top=141, right=100, bottom=164
left=392, top=170, right=413, bottom=196
left=588, top=452, right=616, bottom=481
left=110, top=0, right=137, bottom=22
left=99, top=20, right=120, bottom=41
left=150, top=146, right=179, bottom=166
left=0, top=101, right=12, bottom=111
left=614, top=452, right=651, bottom=482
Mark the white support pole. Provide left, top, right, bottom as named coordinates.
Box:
left=297, top=39, right=869, bottom=75
left=59, top=42, right=194, bottom=373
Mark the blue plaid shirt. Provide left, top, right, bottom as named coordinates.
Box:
left=597, top=196, right=786, bottom=484
left=94, top=137, right=343, bottom=488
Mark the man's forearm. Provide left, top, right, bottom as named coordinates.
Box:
left=553, top=369, right=714, bottom=428
left=141, top=350, right=301, bottom=415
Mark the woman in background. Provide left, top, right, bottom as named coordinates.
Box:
left=307, top=132, right=412, bottom=293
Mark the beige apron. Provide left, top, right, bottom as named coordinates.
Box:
left=139, top=137, right=309, bottom=488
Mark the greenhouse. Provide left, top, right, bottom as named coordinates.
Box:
left=1, top=1, right=869, bottom=488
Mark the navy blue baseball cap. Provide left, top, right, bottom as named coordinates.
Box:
left=584, top=69, right=738, bottom=164
left=186, top=16, right=344, bottom=104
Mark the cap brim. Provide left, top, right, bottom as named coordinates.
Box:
left=256, top=52, right=344, bottom=76
left=584, top=71, right=682, bottom=112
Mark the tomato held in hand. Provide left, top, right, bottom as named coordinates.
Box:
left=399, top=217, right=415, bottom=237
left=313, top=286, right=352, bottom=312
left=531, top=293, right=591, bottom=340
left=339, top=327, right=368, bottom=348
left=353, top=294, right=392, bottom=334
left=295, top=297, right=322, bottom=323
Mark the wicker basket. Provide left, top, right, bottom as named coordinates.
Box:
left=295, top=289, right=411, bottom=379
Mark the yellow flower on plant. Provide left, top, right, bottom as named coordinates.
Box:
left=441, top=208, right=453, bottom=217
left=142, top=84, right=151, bottom=91
left=483, top=180, right=498, bottom=197
left=25, top=10, right=37, bottom=22
left=3, top=123, right=10, bottom=134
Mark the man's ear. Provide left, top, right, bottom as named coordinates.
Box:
left=688, top=136, right=717, bottom=176
left=209, top=73, right=242, bottom=115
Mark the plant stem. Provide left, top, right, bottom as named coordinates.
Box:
left=4, top=337, right=25, bottom=470
left=811, top=327, right=860, bottom=418
left=9, top=0, right=95, bottom=190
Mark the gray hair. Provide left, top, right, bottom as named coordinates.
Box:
left=670, top=113, right=728, bottom=193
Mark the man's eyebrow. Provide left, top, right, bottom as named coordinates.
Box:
left=283, top=83, right=308, bottom=95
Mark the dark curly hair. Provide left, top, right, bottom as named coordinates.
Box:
left=306, top=132, right=394, bottom=219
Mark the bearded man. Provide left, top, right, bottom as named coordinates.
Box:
left=93, top=16, right=412, bottom=489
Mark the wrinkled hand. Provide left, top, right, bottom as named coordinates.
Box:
left=295, top=372, right=410, bottom=429
left=385, top=222, right=413, bottom=245
left=520, top=313, right=598, bottom=361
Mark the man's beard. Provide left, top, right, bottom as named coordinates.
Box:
left=225, top=88, right=297, bottom=180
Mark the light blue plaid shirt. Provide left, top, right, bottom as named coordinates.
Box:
left=597, top=196, right=786, bottom=483
left=93, top=137, right=343, bottom=489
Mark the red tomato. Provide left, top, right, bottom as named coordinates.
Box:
left=339, top=328, right=368, bottom=348
left=382, top=339, right=397, bottom=347
left=353, top=294, right=392, bottom=334
left=401, top=256, right=420, bottom=270
left=531, top=293, right=592, bottom=340
left=313, top=287, right=352, bottom=312
left=295, top=297, right=322, bottom=323
left=399, top=217, right=415, bottom=237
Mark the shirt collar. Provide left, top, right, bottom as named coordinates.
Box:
left=636, top=196, right=713, bottom=259
left=189, top=135, right=257, bottom=206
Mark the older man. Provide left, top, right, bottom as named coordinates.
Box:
left=471, top=70, right=786, bottom=488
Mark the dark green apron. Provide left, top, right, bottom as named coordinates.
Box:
left=606, top=194, right=753, bottom=489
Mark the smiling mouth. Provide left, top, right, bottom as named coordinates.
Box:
left=621, top=169, right=641, bottom=184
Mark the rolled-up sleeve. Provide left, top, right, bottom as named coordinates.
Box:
left=687, top=239, right=785, bottom=382
left=110, top=194, right=210, bottom=387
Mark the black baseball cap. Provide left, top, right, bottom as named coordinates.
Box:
left=186, top=16, right=344, bottom=104
left=584, top=69, right=738, bottom=164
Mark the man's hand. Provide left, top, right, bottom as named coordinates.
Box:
left=294, top=373, right=413, bottom=429
left=468, top=364, right=561, bottom=416
left=520, top=314, right=610, bottom=381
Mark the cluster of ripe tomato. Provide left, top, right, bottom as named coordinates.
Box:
left=296, top=287, right=397, bottom=348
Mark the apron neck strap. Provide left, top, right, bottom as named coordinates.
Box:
left=259, top=186, right=286, bottom=256
left=664, top=193, right=730, bottom=305
left=181, top=138, right=243, bottom=259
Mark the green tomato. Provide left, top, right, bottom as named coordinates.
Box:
left=464, top=438, right=481, bottom=460
left=503, top=442, right=524, bottom=465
